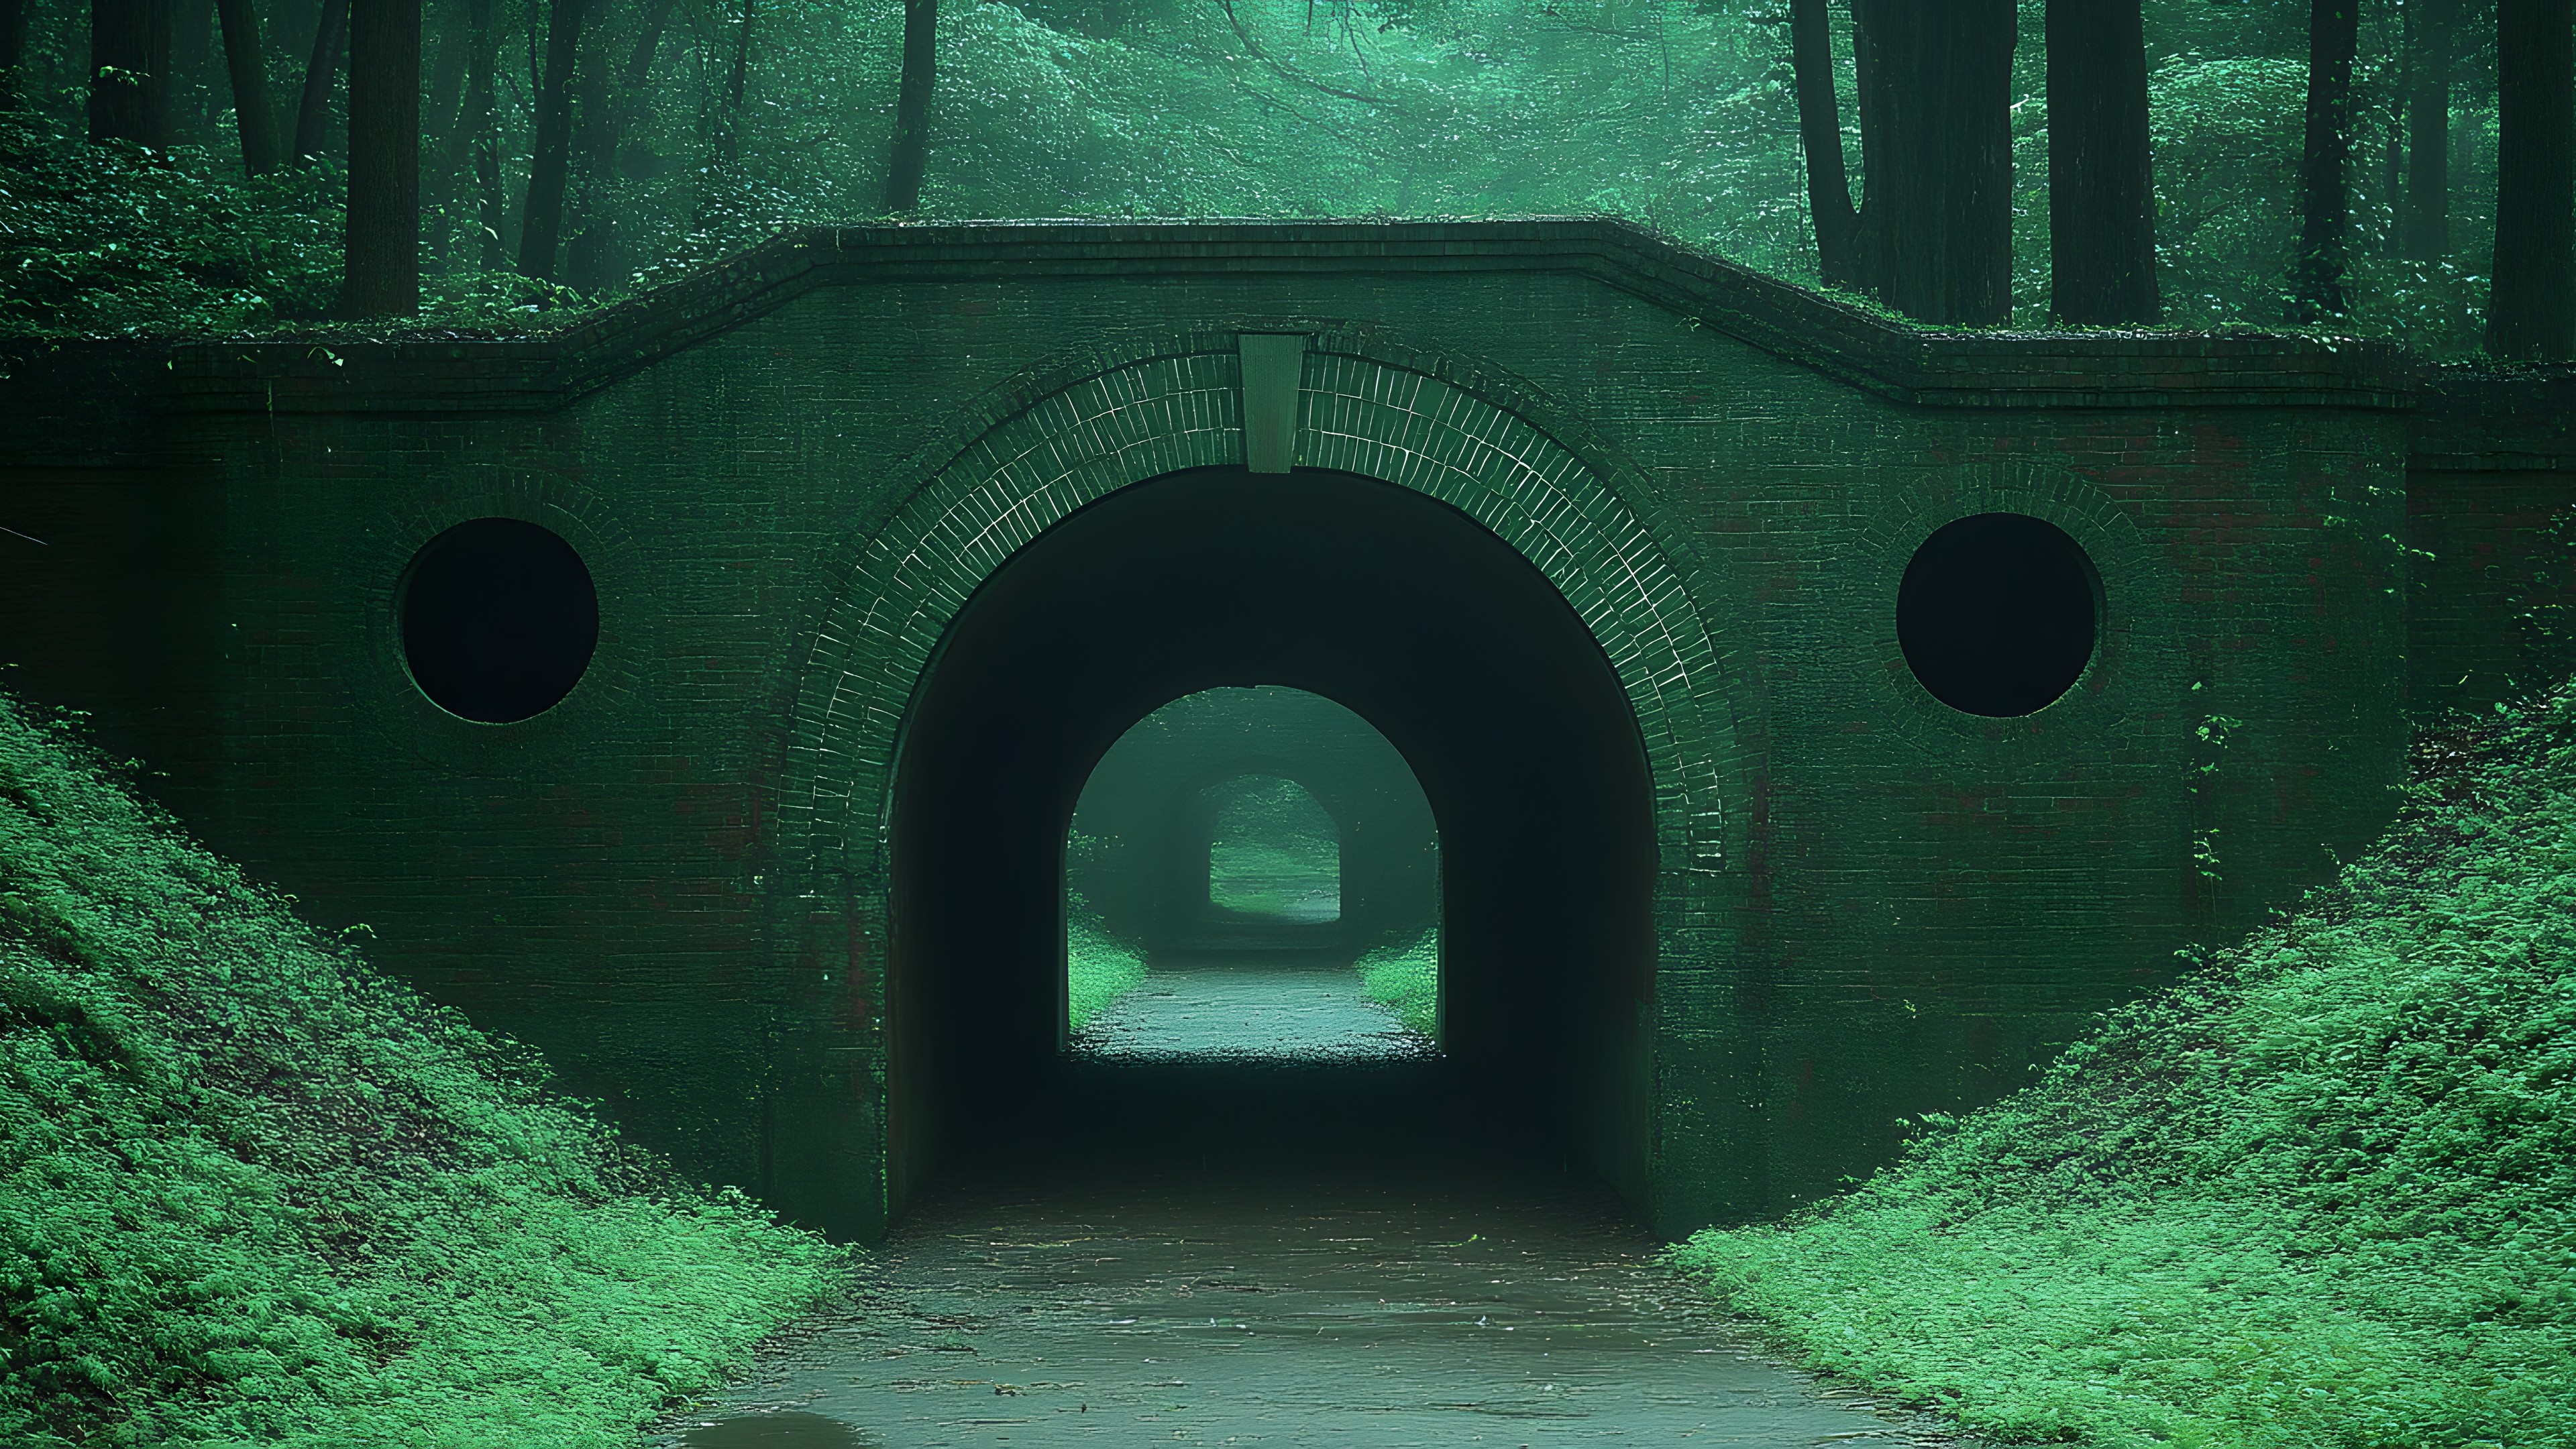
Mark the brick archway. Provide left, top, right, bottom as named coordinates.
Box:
left=769, top=329, right=1748, bottom=1233
left=784, top=333, right=1736, bottom=886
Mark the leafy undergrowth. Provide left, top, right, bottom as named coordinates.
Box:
left=1676, top=693, right=2576, bottom=1448
left=0, top=694, right=851, bottom=1448
left=0, top=117, right=586, bottom=340
left=1356, top=929, right=1439, bottom=1038
left=1067, top=900, right=1146, bottom=1031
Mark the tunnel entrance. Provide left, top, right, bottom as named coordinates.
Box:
left=886, top=467, right=1657, bottom=1216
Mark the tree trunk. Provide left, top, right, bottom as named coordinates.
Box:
left=1788, top=0, right=1860, bottom=288
left=2290, top=0, right=2359, bottom=321
left=2489, top=0, right=2575, bottom=360
left=2404, top=0, right=2455, bottom=259
left=1849, top=1, right=1886, bottom=285
left=292, top=0, right=347, bottom=160
left=885, top=0, right=935, bottom=212
left=416, top=0, right=470, bottom=266
left=2375, top=103, right=2399, bottom=256
left=2, top=0, right=29, bottom=108
left=91, top=0, right=175, bottom=145
left=561, top=62, right=612, bottom=286
left=517, top=0, right=587, bottom=280
left=1849, top=0, right=2016, bottom=325
left=466, top=0, right=503, bottom=268
left=2046, top=0, right=2158, bottom=323
left=341, top=0, right=418, bottom=315
left=564, top=0, right=678, bottom=292
left=720, top=0, right=748, bottom=160
left=173, top=0, right=211, bottom=140
left=214, top=0, right=281, bottom=172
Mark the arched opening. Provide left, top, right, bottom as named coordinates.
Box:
left=1063, top=686, right=1444, bottom=1061
left=886, top=467, right=1657, bottom=1214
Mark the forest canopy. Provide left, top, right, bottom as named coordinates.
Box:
left=0, top=0, right=2567, bottom=357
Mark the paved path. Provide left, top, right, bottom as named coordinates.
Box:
left=653, top=1173, right=1972, bottom=1449
left=1071, top=963, right=1432, bottom=1064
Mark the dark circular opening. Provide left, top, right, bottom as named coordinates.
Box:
left=1896, top=513, right=2100, bottom=717
left=398, top=518, right=600, bottom=723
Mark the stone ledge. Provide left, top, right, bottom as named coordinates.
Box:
left=107, top=219, right=2419, bottom=417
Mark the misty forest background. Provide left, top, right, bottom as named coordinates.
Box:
left=1, top=0, right=2571, bottom=357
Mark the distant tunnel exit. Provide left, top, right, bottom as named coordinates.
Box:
left=1063, top=686, right=1444, bottom=1059
left=886, top=467, right=1658, bottom=1217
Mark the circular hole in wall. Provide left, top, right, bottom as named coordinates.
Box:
left=1897, top=513, right=2100, bottom=717
left=398, top=518, right=600, bottom=723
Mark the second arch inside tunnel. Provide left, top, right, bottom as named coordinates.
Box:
left=1064, top=686, right=1444, bottom=1061
left=885, top=466, right=1658, bottom=1218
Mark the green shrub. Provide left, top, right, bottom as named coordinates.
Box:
left=1675, top=692, right=2576, bottom=1448
left=0, top=695, right=850, bottom=1448
left=1355, top=929, right=1438, bottom=1038
left=1067, top=897, right=1147, bottom=1030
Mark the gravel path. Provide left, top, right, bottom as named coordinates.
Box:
left=653, top=1171, right=1972, bottom=1449
left=1071, top=961, right=1434, bottom=1064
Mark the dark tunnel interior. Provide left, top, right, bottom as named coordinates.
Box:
left=887, top=467, right=1660, bottom=1218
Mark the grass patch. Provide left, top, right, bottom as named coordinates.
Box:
left=1356, top=929, right=1440, bottom=1039
left=0, top=694, right=851, bottom=1448
left=1673, top=692, right=2576, bottom=1448
left=1067, top=900, right=1147, bottom=1032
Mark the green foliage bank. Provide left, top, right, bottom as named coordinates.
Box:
left=1355, top=927, right=1437, bottom=1038
left=1676, top=695, right=2576, bottom=1447
left=0, top=694, right=849, bottom=1448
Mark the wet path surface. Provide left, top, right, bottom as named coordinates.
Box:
left=654, top=1171, right=1969, bottom=1448
left=1072, top=961, right=1431, bottom=1063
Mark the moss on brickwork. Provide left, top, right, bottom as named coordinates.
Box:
left=1676, top=692, right=2576, bottom=1448
left=0, top=694, right=849, bottom=1447
left=0, top=223, right=2438, bottom=1236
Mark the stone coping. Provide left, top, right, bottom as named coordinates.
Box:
left=83, top=218, right=2426, bottom=415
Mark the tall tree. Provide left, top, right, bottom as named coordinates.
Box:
left=90, top=0, right=175, bottom=144
left=2403, top=0, right=2456, bottom=258
left=2290, top=0, right=2360, bottom=321
left=720, top=0, right=749, bottom=160
left=2488, top=0, right=2574, bottom=359
left=416, top=0, right=471, bottom=266
left=517, top=0, right=588, bottom=280
left=1788, top=0, right=1860, bottom=288
left=564, top=0, right=680, bottom=291
left=885, top=0, right=935, bottom=211
left=214, top=0, right=282, bottom=172
left=292, top=0, right=349, bottom=159
left=3, top=0, right=33, bottom=107
left=341, top=0, right=419, bottom=315
left=466, top=0, right=504, bottom=268
left=1848, top=0, right=2016, bottom=325
left=2046, top=0, right=2159, bottom=323
left=173, top=0, right=211, bottom=139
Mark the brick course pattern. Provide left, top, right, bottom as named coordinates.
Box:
left=0, top=219, right=2537, bottom=1238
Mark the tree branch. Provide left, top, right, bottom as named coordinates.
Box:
left=1216, top=0, right=1399, bottom=110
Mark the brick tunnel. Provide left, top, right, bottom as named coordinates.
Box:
left=885, top=465, right=1658, bottom=1217
left=3, top=221, right=2513, bottom=1247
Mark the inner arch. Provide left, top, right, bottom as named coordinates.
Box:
left=887, top=466, right=1657, bottom=1216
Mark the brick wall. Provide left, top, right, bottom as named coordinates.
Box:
left=0, top=222, right=2444, bottom=1237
